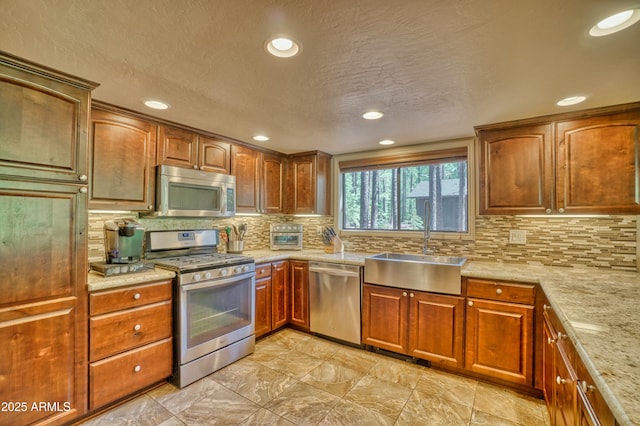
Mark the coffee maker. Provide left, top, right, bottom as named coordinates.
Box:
left=104, top=218, right=144, bottom=264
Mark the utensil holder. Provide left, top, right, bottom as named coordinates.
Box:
left=323, top=235, right=344, bottom=254
left=227, top=240, right=244, bottom=253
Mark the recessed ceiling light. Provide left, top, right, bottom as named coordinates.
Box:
left=265, top=36, right=301, bottom=58
left=557, top=96, right=587, bottom=106
left=143, top=99, right=170, bottom=110
left=589, top=9, right=640, bottom=36
left=362, top=111, right=384, bottom=120
left=253, top=135, right=269, bottom=142
left=379, top=139, right=395, bottom=146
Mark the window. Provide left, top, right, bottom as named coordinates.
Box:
left=339, top=148, right=469, bottom=233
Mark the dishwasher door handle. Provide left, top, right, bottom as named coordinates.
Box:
left=308, top=266, right=360, bottom=278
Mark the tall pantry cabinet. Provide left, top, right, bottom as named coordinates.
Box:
left=0, top=53, right=97, bottom=425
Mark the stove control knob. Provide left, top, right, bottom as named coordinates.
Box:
left=234, top=266, right=242, bottom=273
left=219, top=269, right=229, bottom=277
left=242, top=265, right=250, bottom=273
left=204, top=272, right=212, bottom=280
left=193, top=273, right=202, bottom=282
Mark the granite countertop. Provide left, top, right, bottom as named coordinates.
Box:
left=86, top=249, right=639, bottom=425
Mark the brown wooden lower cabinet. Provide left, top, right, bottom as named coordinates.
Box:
left=543, top=303, right=615, bottom=426
left=289, top=260, right=309, bottom=330
left=362, top=284, right=465, bottom=368
left=465, top=279, right=535, bottom=386
left=88, top=280, right=173, bottom=410
left=255, top=260, right=290, bottom=338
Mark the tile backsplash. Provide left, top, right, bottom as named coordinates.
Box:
left=89, top=213, right=637, bottom=271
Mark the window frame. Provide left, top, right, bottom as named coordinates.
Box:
left=332, top=138, right=476, bottom=241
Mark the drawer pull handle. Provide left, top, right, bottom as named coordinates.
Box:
left=556, top=376, right=566, bottom=385
left=133, top=324, right=141, bottom=332
left=468, top=301, right=474, bottom=307
left=134, top=365, right=141, bottom=373
left=133, top=293, right=141, bottom=300
left=496, top=288, right=503, bottom=295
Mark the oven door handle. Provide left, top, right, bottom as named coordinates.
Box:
left=180, top=271, right=255, bottom=291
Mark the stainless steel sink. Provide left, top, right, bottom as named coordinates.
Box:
left=364, top=252, right=466, bottom=295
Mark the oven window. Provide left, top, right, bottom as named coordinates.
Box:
left=273, top=234, right=300, bottom=246
left=186, top=278, right=252, bottom=347
left=169, top=182, right=221, bottom=211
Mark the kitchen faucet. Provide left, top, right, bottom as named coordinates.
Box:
left=422, top=199, right=434, bottom=255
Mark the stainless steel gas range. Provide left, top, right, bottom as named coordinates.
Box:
left=146, top=229, right=255, bottom=388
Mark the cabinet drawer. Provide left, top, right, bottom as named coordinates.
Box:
left=576, top=360, right=615, bottom=425
left=255, top=263, right=272, bottom=279
left=90, top=280, right=172, bottom=315
left=90, top=301, right=172, bottom=361
left=467, top=279, right=535, bottom=305
left=89, top=338, right=172, bottom=409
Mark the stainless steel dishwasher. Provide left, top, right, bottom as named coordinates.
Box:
left=308, top=261, right=362, bottom=345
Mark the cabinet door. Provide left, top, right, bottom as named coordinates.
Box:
left=362, top=284, right=408, bottom=354
left=90, top=109, right=156, bottom=211
left=0, top=57, right=94, bottom=183
left=478, top=124, right=553, bottom=214
left=255, top=276, right=272, bottom=338
left=231, top=145, right=261, bottom=213
left=554, top=348, right=577, bottom=426
left=289, top=260, right=309, bottom=330
left=409, top=292, right=465, bottom=368
left=271, top=260, right=289, bottom=329
left=157, top=125, right=198, bottom=168
left=542, top=316, right=556, bottom=419
left=0, top=179, right=88, bottom=425
left=465, top=298, right=534, bottom=385
left=556, top=111, right=640, bottom=214
left=262, top=153, right=284, bottom=214
left=199, top=136, right=230, bottom=174
left=290, top=154, right=317, bottom=214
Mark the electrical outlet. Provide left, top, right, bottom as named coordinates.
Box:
left=509, top=230, right=527, bottom=245
left=316, top=225, right=322, bottom=235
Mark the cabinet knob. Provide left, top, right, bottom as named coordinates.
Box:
left=580, top=381, right=595, bottom=393
left=133, top=293, right=141, bottom=300
left=79, top=174, right=88, bottom=182
left=556, top=376, right=566, bottom=385
left=547, top=337, right=556, bottom=345
left=79, top=187, right=87, bottom=193
left=134, top=365, right=141, bottom=373
left=409, top=293, right=415, bottom=298
left=148, top=205, right=153, bottom=210
left=496, top=288, right=503, bottom=295
left=193, top=165, right=198, bottom=169
left=557, top=332, right=564, bottom=341
left=558, top=208, right=565, bottom=214
left=402, top=292, right=407, bottom=297
left=133, top=324, right=141, bottom=332
left=545, top=208, right=552, bottom=214
left=543, top=304, right=551, bottom=311
left=468, top=301, right=474, bottom=307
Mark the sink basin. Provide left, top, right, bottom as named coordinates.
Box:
left=364, top=252, right=466, bottom=295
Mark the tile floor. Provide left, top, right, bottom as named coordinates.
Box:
left=81, top=328, right=550, bottom=425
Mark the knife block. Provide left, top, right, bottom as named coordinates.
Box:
left=323, top=235, right=344, bottom=253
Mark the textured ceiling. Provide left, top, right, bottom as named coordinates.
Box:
left=1, top=0, right=639, bottom=154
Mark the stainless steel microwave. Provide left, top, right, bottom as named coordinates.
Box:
left=152, top=165, right=236, bottom=217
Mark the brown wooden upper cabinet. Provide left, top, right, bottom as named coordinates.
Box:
left=90, top=107, right=157, bottom=211
left=477, top=103, right=640, bottom=215
left=287, top=151, right=332, bottom=215
left=231, top=144, right=285, bottom=214
left=157, top=124, right=231, bottom=174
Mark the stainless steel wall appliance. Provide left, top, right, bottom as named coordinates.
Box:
left=146, top=229, right=255, bottom=388
left=270, top=223, right=303, bottom=250
left=103, top=218, right=144, bottom=263
left=150, top=165, right=236, bottom=217
left=309, top=261, right=362, bottom=345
